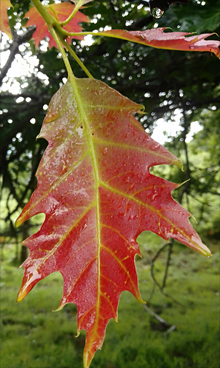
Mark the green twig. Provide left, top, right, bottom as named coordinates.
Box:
left=49, top=27, right=75, bottom=79
left=56, top=30, right=130, bottom=42
left=63, top=40, right=93, bottom=79
left=60, top=0, right=85, bottom=26
left=31, top=0, right=92, bottom=78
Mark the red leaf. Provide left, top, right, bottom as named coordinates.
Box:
left=0, top=0, right=12, bottom=39
left=25, top=2, right=89, bottom=49
left=16, top=79, right=211, bottom=367
left=98, top=28, right=220, bottom=58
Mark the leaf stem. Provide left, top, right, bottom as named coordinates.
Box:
left=49, top=27, right=75, bottom=79
left=58, top=30, right=93, bottom=37
left=31, top=0, right=92, bottom=78
left=60, top=0, right=85, bottom=26
left=54, top=30, right=134, bottom=44
left=63, top=40, right=93, bottom=79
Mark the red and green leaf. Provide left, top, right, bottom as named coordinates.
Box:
left=25, top=2, right=89, bottom=49
left=16, top=78, right=211, bottom=368
left=0, top=0, right=12, bottom=39
left=96, top=28, right=220, bottom=58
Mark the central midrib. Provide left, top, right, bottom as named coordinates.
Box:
left=69, top=78, right=101, bottom=343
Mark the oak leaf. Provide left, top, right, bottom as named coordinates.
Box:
left=25, top=2, right=89, bottom=49
left=16, top=79, right=211, bottom=368
left=0, top=0, right=12, bottom=39
left=98, top=28, right=220, bottom=58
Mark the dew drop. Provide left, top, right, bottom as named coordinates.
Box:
left=151, top=7, right=164, bottom=19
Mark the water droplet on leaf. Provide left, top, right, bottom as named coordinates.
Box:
left=151, top=7, right=164, bottom=19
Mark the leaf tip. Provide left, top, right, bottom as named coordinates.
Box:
left=52, top=303, right=64, bottom=312
left=176, top=159, right=183, bottom=170
left=137, top=105, right=145, bottom=114
left=83, top=349, right=96, bottom=368
left=198, top=246, right=212, bottom=258
left=136, top=293, right=146, bottom=305
left=139, top=297, right=146, bottom=305
left=15, top=217, right=22, bottom=228
left=16, top=287, right=27, bottom=303
left=190, top=236, right=212, bottom=257
left=176, top=178, right=190, bottom=190
left=75, top=330, right=80, bottom=338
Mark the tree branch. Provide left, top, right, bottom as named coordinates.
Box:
left=150, top=242, right=186, bottom=309
left=0, top=26, right=36, bottom=86
left=178, top=109, right=191, bottom=204
left=162, top=239, right=173, bottom=290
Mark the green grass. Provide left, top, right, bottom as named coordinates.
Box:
left=1, top=235, right=219, bottom=368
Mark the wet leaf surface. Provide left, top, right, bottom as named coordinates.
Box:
left=16, top=79, right=211, bottom=367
